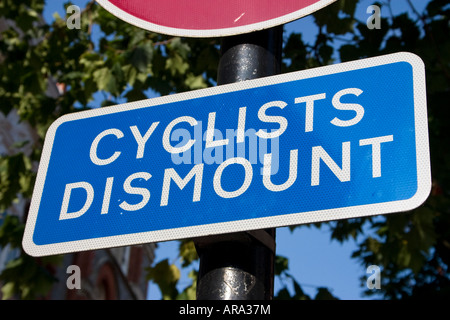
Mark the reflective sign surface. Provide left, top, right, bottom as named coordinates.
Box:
left=23, top=53, right=430, bottom=256
left=96, top=0, right=338, bottom=37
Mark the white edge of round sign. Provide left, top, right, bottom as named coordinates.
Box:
left=95, top=0, right=338, bottom=38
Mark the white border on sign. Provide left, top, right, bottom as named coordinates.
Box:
left=22, top=52, right=431, bottom=257
left=95, top=0, right=338, bottom=38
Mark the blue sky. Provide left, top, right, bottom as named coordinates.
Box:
left=41, top=0, right=428, bottom=300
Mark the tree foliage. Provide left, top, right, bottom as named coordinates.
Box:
left=0, top=0, right=448, bottom=300
left=328, top=0, right=450, bottom=300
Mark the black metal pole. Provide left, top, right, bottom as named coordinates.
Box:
left=195, top=26, right=283, bottom=300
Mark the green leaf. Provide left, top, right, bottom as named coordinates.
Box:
left=176, top=270, right=197, bottom=300
left=0, top=215, right=24, bottom=248
left=313, top=0, right=357, bottom=34
left=274, top=255, right=289, bottom=276
left=292, top=278, right=310, bottom=300
left=124, top=88, right=147, bottom=102
left=178, top=240, right=198, bottom=268
left=167, top=37, right=191, bottom=59
left=146, top=259, right=180, bottom=300
left=184, top=74, right=207, bottom=90
left=426, top=0, right=449, bottom=16
left=122, top=64, right=138, bottom=87
left=314, top=287, right=339, bottom=300
left=275, top=287, right=292, bottom=300
left=1, top=282, right=16, bottom=300
left=165, top=54, right=189, bottom=76
left=0, top=253, right=61, bottom=300
left=0, top=154, right=33, bottom=210
left=131, top=42, right=153, bottom=73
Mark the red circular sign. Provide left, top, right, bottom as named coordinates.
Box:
left=96, top=0, right=337, bottom=37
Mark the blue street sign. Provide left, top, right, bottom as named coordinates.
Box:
left=23, top=52, right=431, bottom=257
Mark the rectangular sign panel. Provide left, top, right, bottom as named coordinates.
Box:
left=23, top=52, right=431, bottom=256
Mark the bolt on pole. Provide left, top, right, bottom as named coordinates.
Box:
left=195, top=25, right=284, bottom=300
